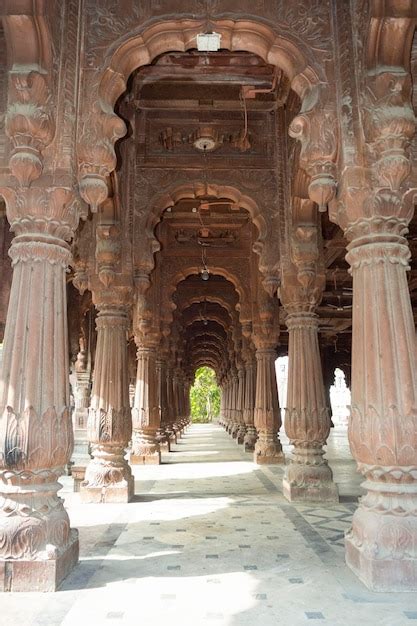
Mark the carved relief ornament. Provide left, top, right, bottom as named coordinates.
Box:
left=5, top=71, right=55, bottom=186
left=289, top=85, right=338, bottom=212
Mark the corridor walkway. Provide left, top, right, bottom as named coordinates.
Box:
left=2, top=424, right=416, bottom=625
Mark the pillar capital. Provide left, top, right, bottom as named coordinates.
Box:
left=0, top=185, right=84, bottom=243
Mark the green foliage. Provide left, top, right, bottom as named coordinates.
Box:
left=190, top=367, right=221, bottom=423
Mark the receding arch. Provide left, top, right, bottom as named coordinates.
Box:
left=147, top=181, right=267, bottom=255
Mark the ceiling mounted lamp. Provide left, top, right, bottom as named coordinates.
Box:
left=192, top=126, right=221, bottom=152
left=200, top=247, right=210, bottom=281
left=197, top=32, right=221, bottom=52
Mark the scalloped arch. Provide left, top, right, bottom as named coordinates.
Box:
left=98, top=17, right=324, bottom=112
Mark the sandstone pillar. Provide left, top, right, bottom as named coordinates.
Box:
left=223, top=379, right=231, bottom=432
left=81, top=301, right=134, bottom=503
left=71, top=367, right=92, bottom=466
left=0, top=186, right=80, bottom=591
left=331, top=66, right=417, bottom=590
left=131, top=344, right=161, bottom=465
left=236, top=365, right=246, bottom=444
left=155, top=357, right=170, bottom=452
left=243, top=357, right=257, bottom=452
left=229, top=368, right=240, bottom=438
left=253, top=345, right=283, bottom=464
left=344, top=226, right=417, bottom=590
left=283, top=311, right=338, bottom=502
left=165, top=366, right=177, bottom=444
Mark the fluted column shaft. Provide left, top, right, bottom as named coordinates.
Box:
left=0, top=208, right=79, bottom=589
left=131, top=345, right=161, bottom=464
left=283, top=312, right=338, bottom=502
left=230, top=370, right=240, bottom=438
left=344, top=236, right=417, bottom=590
left=165, top=367, right=176, bottom=443
left=73, top=370, right=92, bottom=430
left=254, top=348, right=283, bottom=464
left=236, top=366, right=246, bottom=444
left=243, top=360, right=257, bottom=451
left=81, top=306, right=133, bottom=502
left=155, top=358, right=170, bottom=450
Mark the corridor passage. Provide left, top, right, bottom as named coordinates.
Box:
left=3, top=424, right=416, bottom=626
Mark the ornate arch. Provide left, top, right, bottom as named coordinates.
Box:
left=77, top=17, right=336, bottom=221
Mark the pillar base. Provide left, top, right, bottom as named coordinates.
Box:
left=283, top=476, right=338, bottom=503
left=282, top=459, right=339, bottom=503
left=72, top=465, right=87, bottom=493
left=344, top=487, right=417, bottom=592
left=80, top=476, right=134, bottom=503
left=130, top=451, right=161, bottom=465
left=254, top=432, right=284, bottom=465
left=345, top=532, right=417, bottom=592
left=159, top=440, right=171, bottom=453
left=0, top=530, right=79, bottom=592
left=236, top=426, right=246, bottom=445
left=254, top=451, right=284, bottom=465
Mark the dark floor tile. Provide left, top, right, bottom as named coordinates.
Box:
left=239, top=544, right=251, bottom=548
left=305, top=612, right=325, bottom=620
left=143, top=536, right=154, bottom=540
left=167, top=565, right=181, bottom=570
left=171, top=544, right=184, bottom=548
left=206, top=554, right=219, bottom=559
left=255, top=594, right=267, bottom=600
left=405, top=612, right=417, bottom=620
left=244, top=565, right=258, bottom=570
left=289, top=577, right=303, bottom=584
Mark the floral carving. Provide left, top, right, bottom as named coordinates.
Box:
left=5, top=72, right=55, bottom=186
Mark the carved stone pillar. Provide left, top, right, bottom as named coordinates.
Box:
left=81, top=300, right=134, bottom=503
left=344, top=223, right=417, bottom=589
left=155, top=357, right=170, bottom=453
left=172, top=368, right=183, bottom=437
left=236, top=365, right=246, bottom=444
left=229, top=368, right=240, bottom=439
left=283, top=311, right=338, bottom=502
left=165, top=365, right=177, bottom=444
left=224, top=379, right=232, bottom=432
left=243, top=357, right=257, bottom=452
left=71, top=368, right=92, bottom=466
left=332, top=66, right=417, bottom=590
left=131, top=344, right=161, bottom=465
left=253, top=345, right=284, bottom=464
left=0, top=186, right=81, bottom=591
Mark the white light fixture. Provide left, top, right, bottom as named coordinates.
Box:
left=197, top=32, right=221, bottom=52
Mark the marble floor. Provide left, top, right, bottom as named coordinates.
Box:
left=2, top=423, right=417, bottom=626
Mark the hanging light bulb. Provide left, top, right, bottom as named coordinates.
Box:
left=201, top=268, right=210, bottom=281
